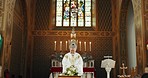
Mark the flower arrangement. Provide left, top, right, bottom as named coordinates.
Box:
left=50, top=52, right=64, bottom=62
left=82, top=53, right=93, bottom=62
left=64, top=65, right=78, bottom=76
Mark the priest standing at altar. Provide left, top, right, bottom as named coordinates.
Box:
left=62, top=40, right=83, bottom=76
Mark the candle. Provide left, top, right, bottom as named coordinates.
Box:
left=79, top=41, right=81, bottom=51
left=60, top=41, right=62, bottom=51
left=84, top=42, right=86, bottom=51
left=89, top=42, right=91, bottom=51
left=147, top=44, right=148, bottom=50
left=71, top=34, right=72, bottom=38
left=54, top=41, right=56, bottom=51
left=66, top=41, right=67, bottom=51
left=74, top=34, right=76, bottom=38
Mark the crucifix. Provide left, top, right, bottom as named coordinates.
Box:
left=117, top=63, right=131, bottom=78
left=120, top=63, right=127, bottom=75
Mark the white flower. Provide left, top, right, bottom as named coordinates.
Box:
left=65, top=65, right=78, bottom=76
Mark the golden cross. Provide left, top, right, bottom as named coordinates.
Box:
left=120, top=63, right=127, bottom=75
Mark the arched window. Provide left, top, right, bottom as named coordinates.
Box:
left=56, top=0, right=92, bottom=27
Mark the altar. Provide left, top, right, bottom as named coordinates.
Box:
left=50, top=46, right=95, bottom=78
left=50, top=59, right=95, bottom=78
left=50, top=67, right=96, bottom=78
left=58, top=76, right=81, bottom=78
left=49, top=26, right=95, bottom=78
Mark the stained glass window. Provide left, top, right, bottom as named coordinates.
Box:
left=56, top=0, right=92, bottom=27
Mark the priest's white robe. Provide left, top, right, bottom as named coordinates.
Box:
left=62, top=52, right=83, bottom=75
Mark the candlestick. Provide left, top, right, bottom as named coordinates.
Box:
left=79, top=41, right=81, bottom=51
left=54, top=41, right=56, bottom=51
left=84, top=42, right=86, bottom=51
left=66, top=41, right=67, bottom=51
left=89, top=42, right=91, bottom=51
left=60, top=41, right=62, bottom=51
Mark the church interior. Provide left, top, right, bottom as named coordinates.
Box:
left=0, top=0, right=148, bottom=78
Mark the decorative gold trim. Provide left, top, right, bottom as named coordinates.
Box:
left=32, top=30, right=114, bottom=37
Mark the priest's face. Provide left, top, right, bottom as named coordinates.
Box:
left=70, top=47, right=77, bottom=54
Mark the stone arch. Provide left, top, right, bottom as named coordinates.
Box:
left=1, top=0, right=28, bottom=78
left=2, top=0, right=17, bottom=72
left=118, top=0, right=130, bottom=69
left=119, top=0, right=144, bottom=75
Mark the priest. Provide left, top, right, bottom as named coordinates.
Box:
left=62, top=40, right=83, bottom=76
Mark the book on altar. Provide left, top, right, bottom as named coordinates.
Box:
left=101, top=59, right=115, bottom=68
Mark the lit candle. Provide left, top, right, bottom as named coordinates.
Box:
left=71, top=34, right=72, bottom=38
left=54, top=41, right=56, bottom=51
left=89, top=42, right=91, bottom=51
left=79, top=41, right=81, bottom=51
left=66, top=41, right=67, bottom=51
left=84, top=42, right=86, bottom=51
left=74, top=34, right=76, bottom=38
left=147, top=44, right=148, bottom=50
left=60, top=41, right=62, bottom=51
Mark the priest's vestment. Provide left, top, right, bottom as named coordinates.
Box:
left=62, top=52, right=83, bottom=75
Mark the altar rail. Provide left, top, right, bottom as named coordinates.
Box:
left=50, top=67, right=96, bottom=78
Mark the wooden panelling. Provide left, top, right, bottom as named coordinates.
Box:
left=98, top=0, right=112, bottom=31
left=0, top=0, right=4, bottom=31
left=32, top=36, right=113, bottom=78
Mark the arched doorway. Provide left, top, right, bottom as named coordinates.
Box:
left=126, top=1, right=137, bottom=68
left=119, top=0, right=145, bottom=75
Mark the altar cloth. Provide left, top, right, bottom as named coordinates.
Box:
left=50, top=67, right=96, bottom=78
